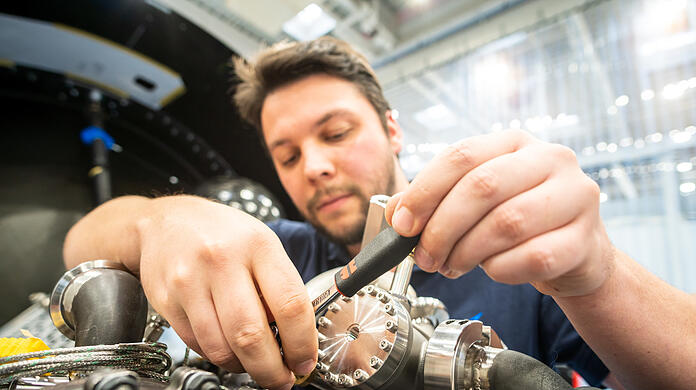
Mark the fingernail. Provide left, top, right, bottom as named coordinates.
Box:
left=295, top=359, right=316, bottom=376
left=415, top=245, right=435, bottom=271
left=392, top=206, right=414, bottom=234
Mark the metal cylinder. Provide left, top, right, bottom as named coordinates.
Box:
left=50, top=260, right=148, bottom=346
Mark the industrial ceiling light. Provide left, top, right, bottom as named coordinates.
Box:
left=195, top=177, right=285, bottom=222
left=282, top=3, right=336, bottom=41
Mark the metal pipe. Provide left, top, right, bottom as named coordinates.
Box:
left=50, top=261, right=149, bottom=346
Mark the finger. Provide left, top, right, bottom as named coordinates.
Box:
left=178, top=291, right=244, bottom=372
left=210, top=265, right=294, bottom=390
left=252, top=236, right=318, bottom=376
left=160, top=306, right=205, bottom=357
left=384, top=191, right=403, bottom=225
left=388, top=130, right=536, bottom=236
left=414, top=144, right=554, bottom=272
left=479, top=222, right=587, bottom=289
left=444, top=167, right=593, bottom=274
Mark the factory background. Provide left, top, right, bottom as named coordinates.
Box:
left=1, top=0, right=695, bottom=324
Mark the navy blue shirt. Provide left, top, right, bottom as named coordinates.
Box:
left=268, top=219, right=609, bottom=386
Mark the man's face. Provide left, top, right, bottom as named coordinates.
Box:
left=260, top=74, right=403, bottom=246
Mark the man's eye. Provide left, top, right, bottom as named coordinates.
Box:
left=281, top=154, right=298, bottom=166
left=326, top=128, right=350, bottom=141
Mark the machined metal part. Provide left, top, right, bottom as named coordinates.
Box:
left=84, top=369, right=138, bottom=390
left=143, top=312, right=170, bottom=343
left=423, top=320, right=506, bottom=390
left=8, top=376, right=70, bottom=390
left=50, top=260, right=128, bottom=340
left=359, top=195, right=391, bottom=250
left=166, top=367, right=220, bottom=390
left=409, top=297, right=450, bottom=338
left=312, top=285, right=413, bottom=389
left=388, top=254, right=414, bottom=298
left=50, top=260, right=149, bottom=346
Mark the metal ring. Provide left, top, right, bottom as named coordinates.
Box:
left=49, top=260, right=129, bottom=339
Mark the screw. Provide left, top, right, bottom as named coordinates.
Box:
left=369, top=356, right=383, bottom=369
left=341, top=295, right=352, bottom=302
left=328, top=373, right=339, bottom=384
left=327, top=302, right=341, bottom=313
left=384, top=303, right=395, bottom=315
left=318, top=316, right=332, bottom=328
left=316, top=362, right=329, bottom=373
left=318, top=349, right=327, bottom=360
left=379, top=339, right=393, bottom=351
left=365, top=285, right=376, bottom=295
left=385, top=320, right=397, bottom=333
left=338, top=374, right=353, bottom=386
left=353, top=369, right=369, bottom=382
left=376, top=292, right=389, bottom=303
left=318, top=332, right=327, bottom=342
left=356, top=288, right=365, bottom=296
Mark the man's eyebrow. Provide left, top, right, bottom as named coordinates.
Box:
left=314, top=109, right=352, bottom=127
left=268, top=110, right=353, bottom=152
left=269, top=138, right=289, bottom=152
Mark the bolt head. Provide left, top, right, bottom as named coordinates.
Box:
left=379, top=339, right=393, bottom=351
left=318, top=316, right=332, bottom=328
left=353, top=369, right=369, bottom=382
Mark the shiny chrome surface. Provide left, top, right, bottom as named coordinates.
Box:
left=312, top=286, right=411, bottom=389
left=49, top=260, right=127, bottom=340
left=388, top=253, right=414, bottom=297
left=359, top=195, right=391, bottom=250
left=423, top=320, right=488, bottom=390
left=476, top=345, right=504, bottom=390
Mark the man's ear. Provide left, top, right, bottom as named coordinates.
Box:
left=385, top=110, right=404, bottom=155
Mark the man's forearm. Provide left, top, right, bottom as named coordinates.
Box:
left=63, top=195, right=154, bottom=273
left=555, top=249, right=696, bottom=390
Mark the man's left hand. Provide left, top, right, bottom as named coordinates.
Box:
left=385, top=130, right=615, bottom=297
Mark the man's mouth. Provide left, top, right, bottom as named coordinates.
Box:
left=316, top=194, right=353, bottom=213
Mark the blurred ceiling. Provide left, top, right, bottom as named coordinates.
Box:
left=153, top=0, right=526, bottom=63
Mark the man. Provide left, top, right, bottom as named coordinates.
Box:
left=64, top=38, right=695, bottom=390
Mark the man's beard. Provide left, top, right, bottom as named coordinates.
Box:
left=304, top=158, right=396, bottom=247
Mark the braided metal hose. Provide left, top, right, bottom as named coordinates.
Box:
left=0, top=343, right=171, bottom=385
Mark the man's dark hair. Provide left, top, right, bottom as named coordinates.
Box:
left=233, top=37, right=390, bottom=137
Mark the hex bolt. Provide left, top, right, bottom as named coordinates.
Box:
left=384, top=303, right=395, bottom=315
left=369, top=356, right=383, bottom=369
left=318, top=316, right=332, bottom=328
left=376, top=292, right=389, bottom=303
left=379, top=339, right=393, bottom=351
left=353, top=369, right=369, bottom=382
left=316, top=362, right=329, bottom=373
left=365, top=285, right=376, bottom=295
left=328, top=373, right=339, bottom=384
left=338, top=374, right=353, bottom=386
left=385, top=320, right=397, bottom=333
left=327, top=302, right=341, bottom=313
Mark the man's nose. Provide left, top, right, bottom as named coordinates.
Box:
left=303, top=144, right=336, bottom=182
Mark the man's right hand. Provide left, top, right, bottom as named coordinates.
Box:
left=64, top=195, right=317, bottom=390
